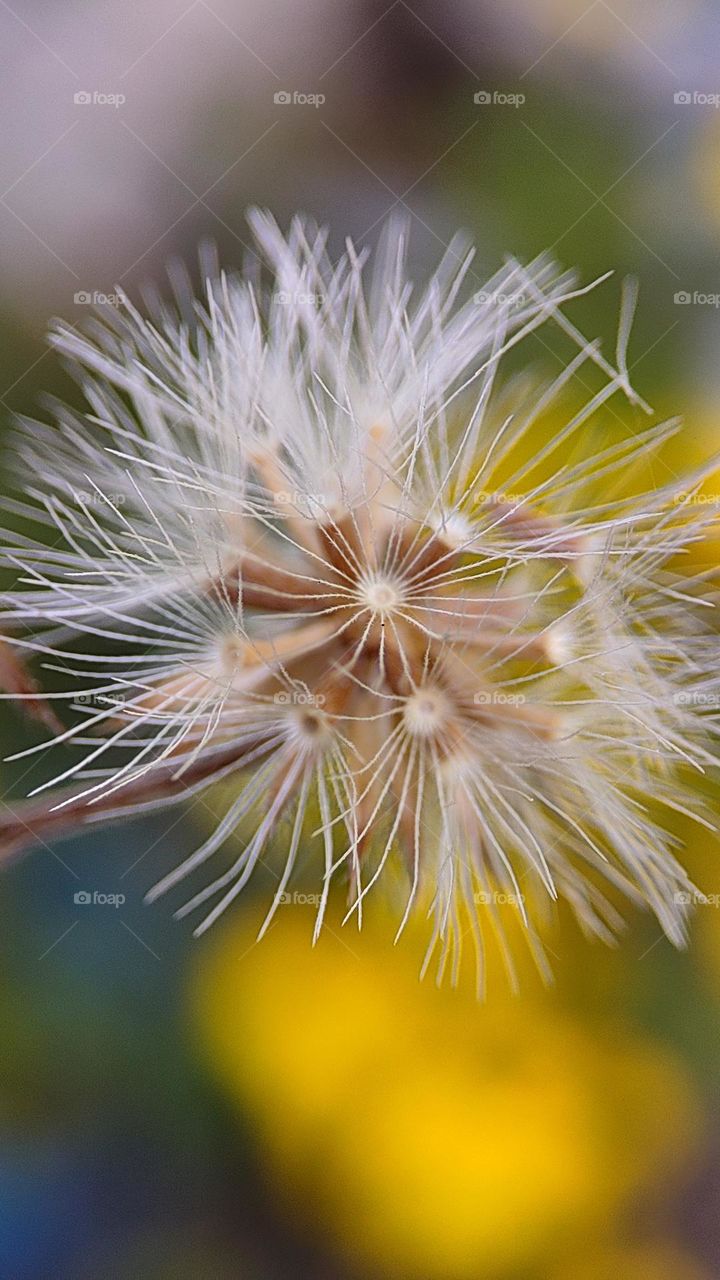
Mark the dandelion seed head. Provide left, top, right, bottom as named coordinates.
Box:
left=433, top=511, right=474, bottom=548
left=358, top=574, right=405, bottom=615
left=402, top=687, right=454, bottom=739
left=289, top=706, right=330, bottom=748
left=1, top=208, right=718, bottom=992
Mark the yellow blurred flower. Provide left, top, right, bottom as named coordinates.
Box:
left=192, top=906, right=701, bottom=1279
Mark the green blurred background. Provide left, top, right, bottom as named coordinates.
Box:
left=1, top=1, right=720, bottom=1276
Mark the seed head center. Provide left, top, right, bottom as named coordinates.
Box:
left=360, top=576, right=403, bottom=614
left=403, top=687, right=453, bottom=737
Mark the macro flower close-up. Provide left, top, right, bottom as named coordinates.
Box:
left=2, top=4, right=720, bottom=1277
left=1, top=212, right=718, bottom=989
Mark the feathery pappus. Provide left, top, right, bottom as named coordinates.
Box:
left=1, top=211, right=718, bottom=991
